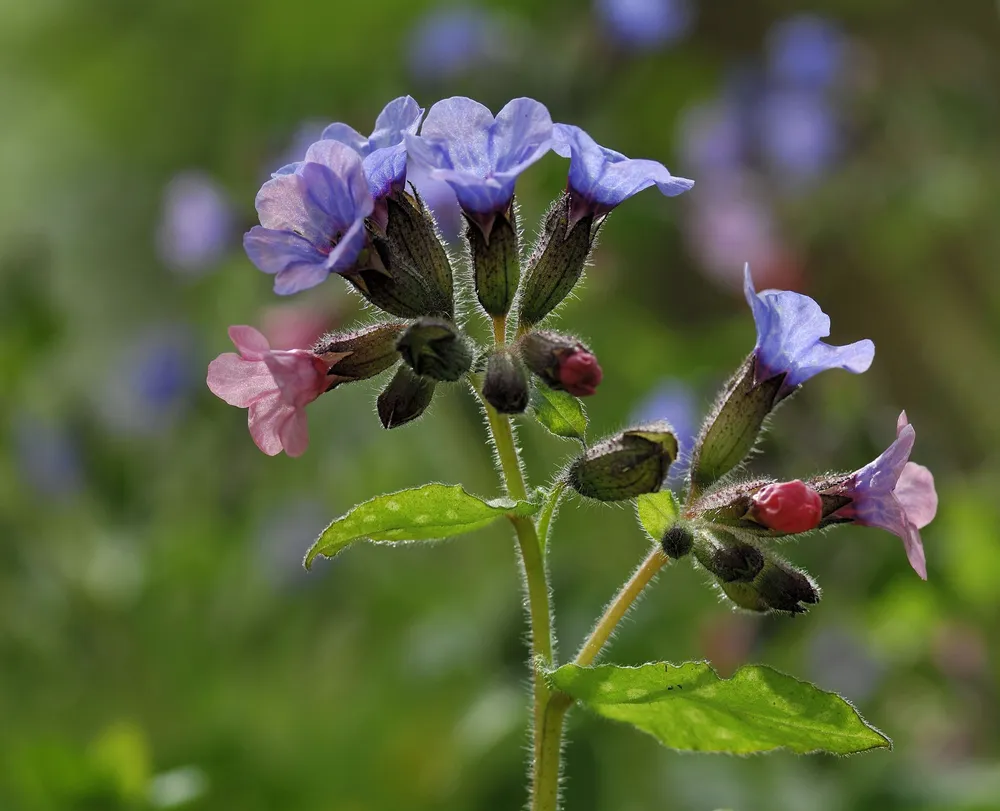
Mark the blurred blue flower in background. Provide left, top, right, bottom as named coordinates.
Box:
left=766, top=14, right=846, bottom=89
left=100, top=325, right=198, bottom=435
left=12, top=414, right=83, bottom=499
left=631, top=379, right=699, bottom=482
left=156, top=172, right=234, bottom=275
left=407, top=7, right=508, bottom=82
left=760, top=90, right=839, bottom=182
left=595, top=0, right=695, bottom=50
left=677, top=98, right=747, bottom=178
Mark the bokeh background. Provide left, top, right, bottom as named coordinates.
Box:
left=3, top=0, right=1000, bottom=809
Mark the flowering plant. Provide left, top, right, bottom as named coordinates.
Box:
left=207, top=95, right=937, bottom=810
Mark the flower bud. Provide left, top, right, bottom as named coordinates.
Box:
left=312, top=322, right=406, bottom=386
left=661, top=523, right=694, bottom=559
left=518, top=193, right=594, bottom=327
left=717, top=580, right=770, bottom=613
left=693, top=529, right=765, bottom=583
left=376, top=365, right=436, bottom=429
left=689, top=356, right=784, bottom=494
left=518, top=330, right=603, bottom=397
left=467, top=208, right=520, bottom=317
left=396, top=317, right=473, bottom=382
left=384, top=191, right=455, bottom=314
left=754, top=558, right=820, bottom=614
left=750, top=480, right=823, bottom=534
left=568, top=424, right=677, bottom=501
left=482, top=350, right=530, bottom=414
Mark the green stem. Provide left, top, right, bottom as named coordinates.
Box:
left=536, top=480, right=567, bottom=555
left=574, top=546, right=670, bottom=666
left=480, top=383, right=560, bottom=811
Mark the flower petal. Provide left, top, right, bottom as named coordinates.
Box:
left=895, top=462, right=937, bottom=529
left=206, top=354, right=274, bottom=407
left=370, top=96, right=424, bottom=149
left=273, top=261, right=334, bottom=296
left=323, top=217, right=369, bottom=274
left=299, top=143, right=374, bottom=225
left=243, top=227, right=326, bottom=279
left=254, top=173, right=330, bottom=245
left=363, top=144, right=409, bottom=200
left=247, top=392, right=292, bottom=456
left=902, top=522, right=928, bottom=580
left=262, top=350, right=326, bottom=408
left=417, top=96, right=495, bottom=175
left=278, top=408, right=311, bottom=457
left=227, top=325, right=271, bottom=359
left=319, top=122, right=370, bottom=155
left=489, top=97, right=553, bottom=175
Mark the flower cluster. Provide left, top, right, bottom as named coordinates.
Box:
left=205, top=93, right=937, bottom=598
left=208, top=94, right=692, bottom=454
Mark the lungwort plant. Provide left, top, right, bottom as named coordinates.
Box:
left=207, top=95, right=938, bottom=811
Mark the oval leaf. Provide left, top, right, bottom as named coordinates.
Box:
left=530, top=384, right=588, bottom=440
left=549, top=662, right=890, bottom=755
left=636, top=490, right=680, bottom=541
left=305, top=484, right=537, bottom=567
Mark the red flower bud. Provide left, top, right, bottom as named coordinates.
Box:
left=751, top=480, right=822, bottom=534
left=558, top=350, right=603, bottom=396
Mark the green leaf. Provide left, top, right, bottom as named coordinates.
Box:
left=530, top=384, right=588, bottom=440
left=635, top=490, right=680, bottom=541
left=305, top=484, right=538, bottom=568
left=549, top=662, right=891, bottom=755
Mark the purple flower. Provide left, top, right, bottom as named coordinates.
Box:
left=407, top=8, right=505, bottom=82
left=677, top=99, right=747, bottom=177
left=760, top=90, right=838, bottom=182
left=767, top=15, right=845, bottom=89
left=404, top=97, right=553, bottom=231
left=826, top=412, right=938, bottom=579
left=744, top=263, right=873, bottom=394
left=318, top=96, right=424, bottom=201
left=157, top=172, right=233, bottom=274
left=595, top=0, right=695, bottom=50
left=244, top=140, right=374, bottom=295
left=552, top=124, right=694, bottom=225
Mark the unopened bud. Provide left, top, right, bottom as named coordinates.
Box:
left=519, top=330, right=603, bottom=397
left=693, top=529, right=765, bottom=583
left=376, top=365, right=436, bottom=429
left=718, top=580, right=770, bottom=613
left=569, top=424, right=677, bottom=501
left=482, top=350, right=530, bottom=414
left=467, top=208, right=519, bottom=317
left=385, top=191, right=455, bottom=314
left=316, top=321, right=405, bottom=385
left=689, top=356, right=784, bottom=494
left=750, top=480, right=823, bottom=534
left=755, top=558, right=820, bottom=614
left=518, top=193, right=594, bottom=327
left=396, top=318, right=472, bottom=382
left=661, top=523, right=694, bottom=559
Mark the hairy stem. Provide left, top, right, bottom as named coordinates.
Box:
left=478, top=351, right=561, bottom=810
left=574, top=546, right=670, bottom=667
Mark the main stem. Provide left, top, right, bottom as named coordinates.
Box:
left=481, top=385, right=561, bottom=811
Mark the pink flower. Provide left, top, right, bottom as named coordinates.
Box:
left=826, top=412, right=938, bottom=579
left=206, top=326, right=338, bottom=456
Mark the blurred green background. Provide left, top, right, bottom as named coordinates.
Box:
left=3, top=0, right=1000, bottom=809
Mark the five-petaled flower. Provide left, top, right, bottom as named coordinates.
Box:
left=405, top=96, right=553, bottom=233
left=207, top=326, right=342, bottom=457
left=244, top=140, right=374, bottom=296
left=317, top=96, right=425, bottom=206
left=552, top=123, right=694, bottom=226
left=822, top=412, right=937, bottom=579
left=744, top=262, right=874, bottom=398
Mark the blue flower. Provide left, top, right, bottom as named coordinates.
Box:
left=767, top=15, right=845, bottom=89
left=824, top=413, right=938, bottom=579
left=319, top=96, right=424, bottom=201
left=552, top=124, right=694, bottom=225
left=404, top=96, right=553, bottom=230
left=595, top=0, right=695, bottom=51
left=244, top=140, right=374, bottom=295
left=743, top=263, right=874, bottom=393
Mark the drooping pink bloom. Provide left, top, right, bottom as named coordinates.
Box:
left=207, top=326, right=340, bottom=457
